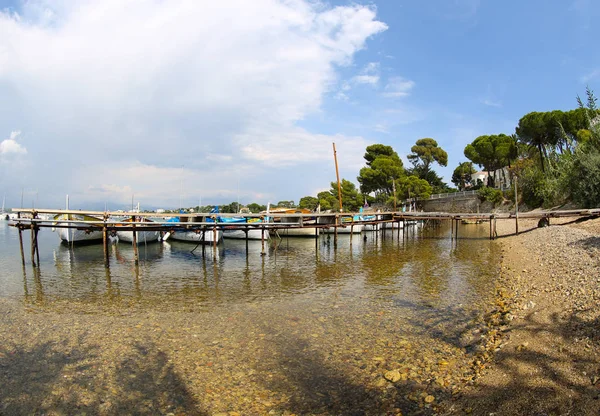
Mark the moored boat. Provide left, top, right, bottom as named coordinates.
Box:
left=53, top=213, right=104, bottom=244
left=116, top=217, right=161, bottom=244
left=269, top=208, right=319, bottom=237
left=167, top=215, right=223, bottom=244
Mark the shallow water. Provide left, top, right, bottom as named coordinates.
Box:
left=0, top=220, right=501, bottom=414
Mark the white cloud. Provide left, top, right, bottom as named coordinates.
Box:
left=383, top=77, right=415, bottom=98
left=0, top=131, right=27, bottom=155
left=481, top=98, right=502, bottom=108
left=0, top=0, right=387, bottom=206
left=352, top=74, right=379, bottom=85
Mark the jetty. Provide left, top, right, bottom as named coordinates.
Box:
left=6, top=207, right=600, bottom=267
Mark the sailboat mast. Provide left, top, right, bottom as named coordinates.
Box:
left=333, top=143, right=343, bottom=212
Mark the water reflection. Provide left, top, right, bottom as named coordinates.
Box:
left=2, top=221, right=499, bottom=319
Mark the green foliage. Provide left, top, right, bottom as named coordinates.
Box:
left=329, top=178, right=363, bottom=212
left=396, top=175, right=432, bottom=201
left=317, top=191, right=336, bottom=211
left=407, top=138, right=448, bottom=181
left=515, top=109, right=588, bottom=171
left=298, top=196, right=319, bottom=210
left=246, top=203, right=266, bottom=213
left=219, top=202, right=242, bottom=213
left=451, top=162, right=476, bottom=190
left=464, top=134, right=516, bottom=187
left=357, top=144, right=405, bottom=203
left=567, top=146, right=600, bottom=207
left=275, top=200, right=295, bottom=208
left=477, top=186, right=504, bottom=206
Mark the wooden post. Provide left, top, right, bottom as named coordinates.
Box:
left=333, top=143, right=343, bottom=212
left=30, top=221, right=37, bottom=267
left=350, top=223, right=354, bottom=246
left=18, top=223, right=26, bottom=266
left=213, top=218, right=217, bottom=250
left=131, top=216, right=139, bottom=265
left=34, top=224, right=40, bottom=266
left=202, top=226, right=206, bottom=256
left=334, top=214, right=338, bottom=246
left=514, top=176, right=519, bottom=235
left=103, top=214, right=109, bottom=267
left=455, top=219, right=459, bottom=239
left=261, top=227, right=266, bottom=256
left=451, top=217, right=454, bottom=240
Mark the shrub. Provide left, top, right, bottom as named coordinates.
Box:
left=477, top=186, right=504, bottom=205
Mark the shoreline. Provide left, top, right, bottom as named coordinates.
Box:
left=444, top=216, right=600, bottom=415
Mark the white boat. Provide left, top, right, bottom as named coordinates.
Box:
left=116, top=217, right=161, bottom=244
left=53, top=213, right=104, bottom=244
left=276, top=226, right=319, bottom=237
left=363, top=223, right=380, bottom=231
left=382, top=221, right=404, bottom=229
left=170, top=228, right=222, bottom=243
left=222, top=227, right=269, bottom=240
left=321, top=223, right=364, bottom=234
left=268, top=207, right=319, bottom=238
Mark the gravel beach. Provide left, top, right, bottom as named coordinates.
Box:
left=444, top=215, right=600, bottom=415
left=1, top=216, right=598, bottom=415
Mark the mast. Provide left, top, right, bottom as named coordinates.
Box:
left=333, top=143, right=343, bottom=212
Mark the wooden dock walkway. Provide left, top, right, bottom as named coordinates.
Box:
left=7, top=207, right=600, bottom=267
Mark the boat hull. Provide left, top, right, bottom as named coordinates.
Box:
left=117, top=230, right=161, bottom=244
left=223, top=228, right=269, bottom=240
left=322, top=224, right=364, bottom=234
left=170, top=229, right=223, bottom=243
left=276, top=227, right=319, bottom=237
left=56, top=223, right=103, bottom=244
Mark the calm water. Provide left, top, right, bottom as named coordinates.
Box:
left=0, top=219, right=503, bottom=414
left=0, top=220, right=500, bottom=313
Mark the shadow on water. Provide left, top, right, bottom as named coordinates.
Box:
left=253, top=328, right=431, bottom=416
left=0, top=340, right=207, bottom=415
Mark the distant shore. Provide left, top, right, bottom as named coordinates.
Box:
left=445, top=215, right=600, bottom=415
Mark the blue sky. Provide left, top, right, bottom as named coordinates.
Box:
left=1, top=0, right=599, bottom=210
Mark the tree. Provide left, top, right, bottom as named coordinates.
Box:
left=317, top=191, right=337, bottom=211
left=452, top=162, right=476, bottom=190
left=246, top=203, right=266, bottom=213
left=329, top=179, right=362, bottom=212
left=298, top=196, right=319, bottom=210
left=395, top=175, right=432, bottom=201
left=275, top=200, right=295, bottom=208
left=357, top=144, right=405, bottom=203
left=515, top=110, right=587, bottom=171
left=407, top=138, right=448, bottom=181
left=464, top=134, right=515, bottom=187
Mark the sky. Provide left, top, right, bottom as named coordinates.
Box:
left=1, top=0, right=599, bottom=211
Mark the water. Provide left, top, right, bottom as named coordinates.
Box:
left=0, top=220, right=502, bottom=413
left=0, top=221, right=499, bottom=310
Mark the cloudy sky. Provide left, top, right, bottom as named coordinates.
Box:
left=1, top=0, right=599, bottom=210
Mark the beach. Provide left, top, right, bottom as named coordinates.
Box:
left=0, top=217, right=598, bottom=415
left=444, top=215, right=600, bottom=415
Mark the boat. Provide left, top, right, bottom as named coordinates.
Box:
left=115, top=217, right=161, bottom=244
left=52, top=195, right=104, bottom=244
left=219, top=206, right=270, bottom=240
left=53, top=213, right=104, bottom=244
left=268, top=208, right=319, bottom=237
left=167, top=211, right=223, bottom=244
left=221, top=219, right=270, bottom=240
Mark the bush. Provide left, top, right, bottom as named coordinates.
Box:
left=566, top=146, right=600, bottom=208
left=477, top=186, right=504, bottom=205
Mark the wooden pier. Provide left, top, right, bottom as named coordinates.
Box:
left=7, top=207, right=600, bottom=267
